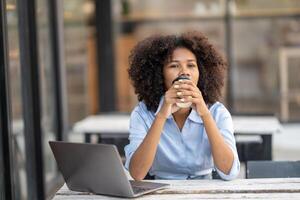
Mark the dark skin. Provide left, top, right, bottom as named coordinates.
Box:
left=173, top=110, right=190, bottom=131
left=129, top=48, right=234, bottom=180
left=162, top=47, right=199, bottom=131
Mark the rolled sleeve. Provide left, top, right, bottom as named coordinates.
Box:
left=215, top=145, right=240, bottom=180
left=214, top=105, right=240, bottom=180
left=124, top=108, right=148, bottom=170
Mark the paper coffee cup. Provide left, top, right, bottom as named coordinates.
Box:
left=172, top=75, right=192, bottom=108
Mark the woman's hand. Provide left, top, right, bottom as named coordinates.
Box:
left=157, top=84, right=182, bottom=119
left=174, top=80, right=210, bottom=117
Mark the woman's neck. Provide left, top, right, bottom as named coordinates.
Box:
left=172, top=108, right=191, bottom=131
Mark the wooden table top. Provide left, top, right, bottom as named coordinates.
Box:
left=53, top=178, right=300, bottom=199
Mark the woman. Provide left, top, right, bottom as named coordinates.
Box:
left=124, top=31, right=240, bottom=181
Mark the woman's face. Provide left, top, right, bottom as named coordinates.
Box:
left=163, top=47, right=199, bottom=90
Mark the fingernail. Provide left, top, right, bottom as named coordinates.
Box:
left=174, top=85, right=179, bottom=89
left=177, top=92, right=182, bottom=96
left=180, top=98, right=185, bottom=102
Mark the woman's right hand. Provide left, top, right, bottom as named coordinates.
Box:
left=157, top=83, right=181, bottom=119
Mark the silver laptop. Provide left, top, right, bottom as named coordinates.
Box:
left=49, top=141, right=169, bottom=198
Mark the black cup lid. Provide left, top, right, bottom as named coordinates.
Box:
left=172, top=75, right=190, bottom=84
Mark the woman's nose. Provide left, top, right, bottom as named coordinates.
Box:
left=179, top=66, right=191, bottom=77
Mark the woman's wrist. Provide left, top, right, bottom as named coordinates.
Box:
left=200, top=111, right=211, bottom=119
left=198, top=107, right=210, bottom=118
left=156, top=111, right=168, bottom=121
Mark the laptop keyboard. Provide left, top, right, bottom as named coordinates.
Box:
left=130, top=180, right=166, bottom=194
left=132, top=186, right=153, bottom=194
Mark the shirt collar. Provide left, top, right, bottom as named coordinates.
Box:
left=154, top=96, right=203, bottom=123
left=188, top=109, right=203, bottom=124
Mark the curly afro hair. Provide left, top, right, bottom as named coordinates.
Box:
left=128, top=31, right=227, bottom=112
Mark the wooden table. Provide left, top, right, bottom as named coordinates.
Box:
left=53, top=178, right=300, bottom=199
left=73, top=114, right=282, bottom=160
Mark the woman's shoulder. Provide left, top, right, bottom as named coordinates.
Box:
left=131, top=101, right=153, bottom=118
left=129, top=101, right=154, bottom=129
left=209, top=101, right=232, bottom=119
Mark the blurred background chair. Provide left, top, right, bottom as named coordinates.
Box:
left=246, top=160, right=300, bottom=179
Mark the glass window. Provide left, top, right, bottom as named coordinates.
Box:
left=0, top=124, right=5, bottom=200
left=0, top=165, right=3, bottom=200
left=114, top=0, right=225, bottom=20
left=6, top=0, right=27, bottom=199
left=232, top=17, right=300, bottom=121
left=232, top=0, right=300, bottom=16
left=63, top=0, right=94, bottom=127
left=36, top=0, right=57, bottom=190
left=112, top=0, right=226, bottom=112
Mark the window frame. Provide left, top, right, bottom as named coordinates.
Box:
left=0, top=0, right=14, bottom=199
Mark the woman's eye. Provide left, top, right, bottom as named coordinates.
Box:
left=170, top=64, right=179, bottom=68
left=188, top=64, right=196, bottom=68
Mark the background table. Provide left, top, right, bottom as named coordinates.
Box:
left=232, top=115, right=282, bottom=161
left=53, top=178, right=300, bottom=199
left=73, top=114, right=282, bottom=160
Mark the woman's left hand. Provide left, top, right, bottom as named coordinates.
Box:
left=175, top=80, right=210, bottom=117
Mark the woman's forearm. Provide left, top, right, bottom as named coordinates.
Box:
left=202, top=113, right=234, bottom=175
left=129, top=113, right=166, bottom=180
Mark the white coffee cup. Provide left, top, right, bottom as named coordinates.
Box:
left=172, top=75, right=192, bottom=108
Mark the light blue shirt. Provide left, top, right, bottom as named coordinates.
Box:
left=124, top=97, right=240, bottom=180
